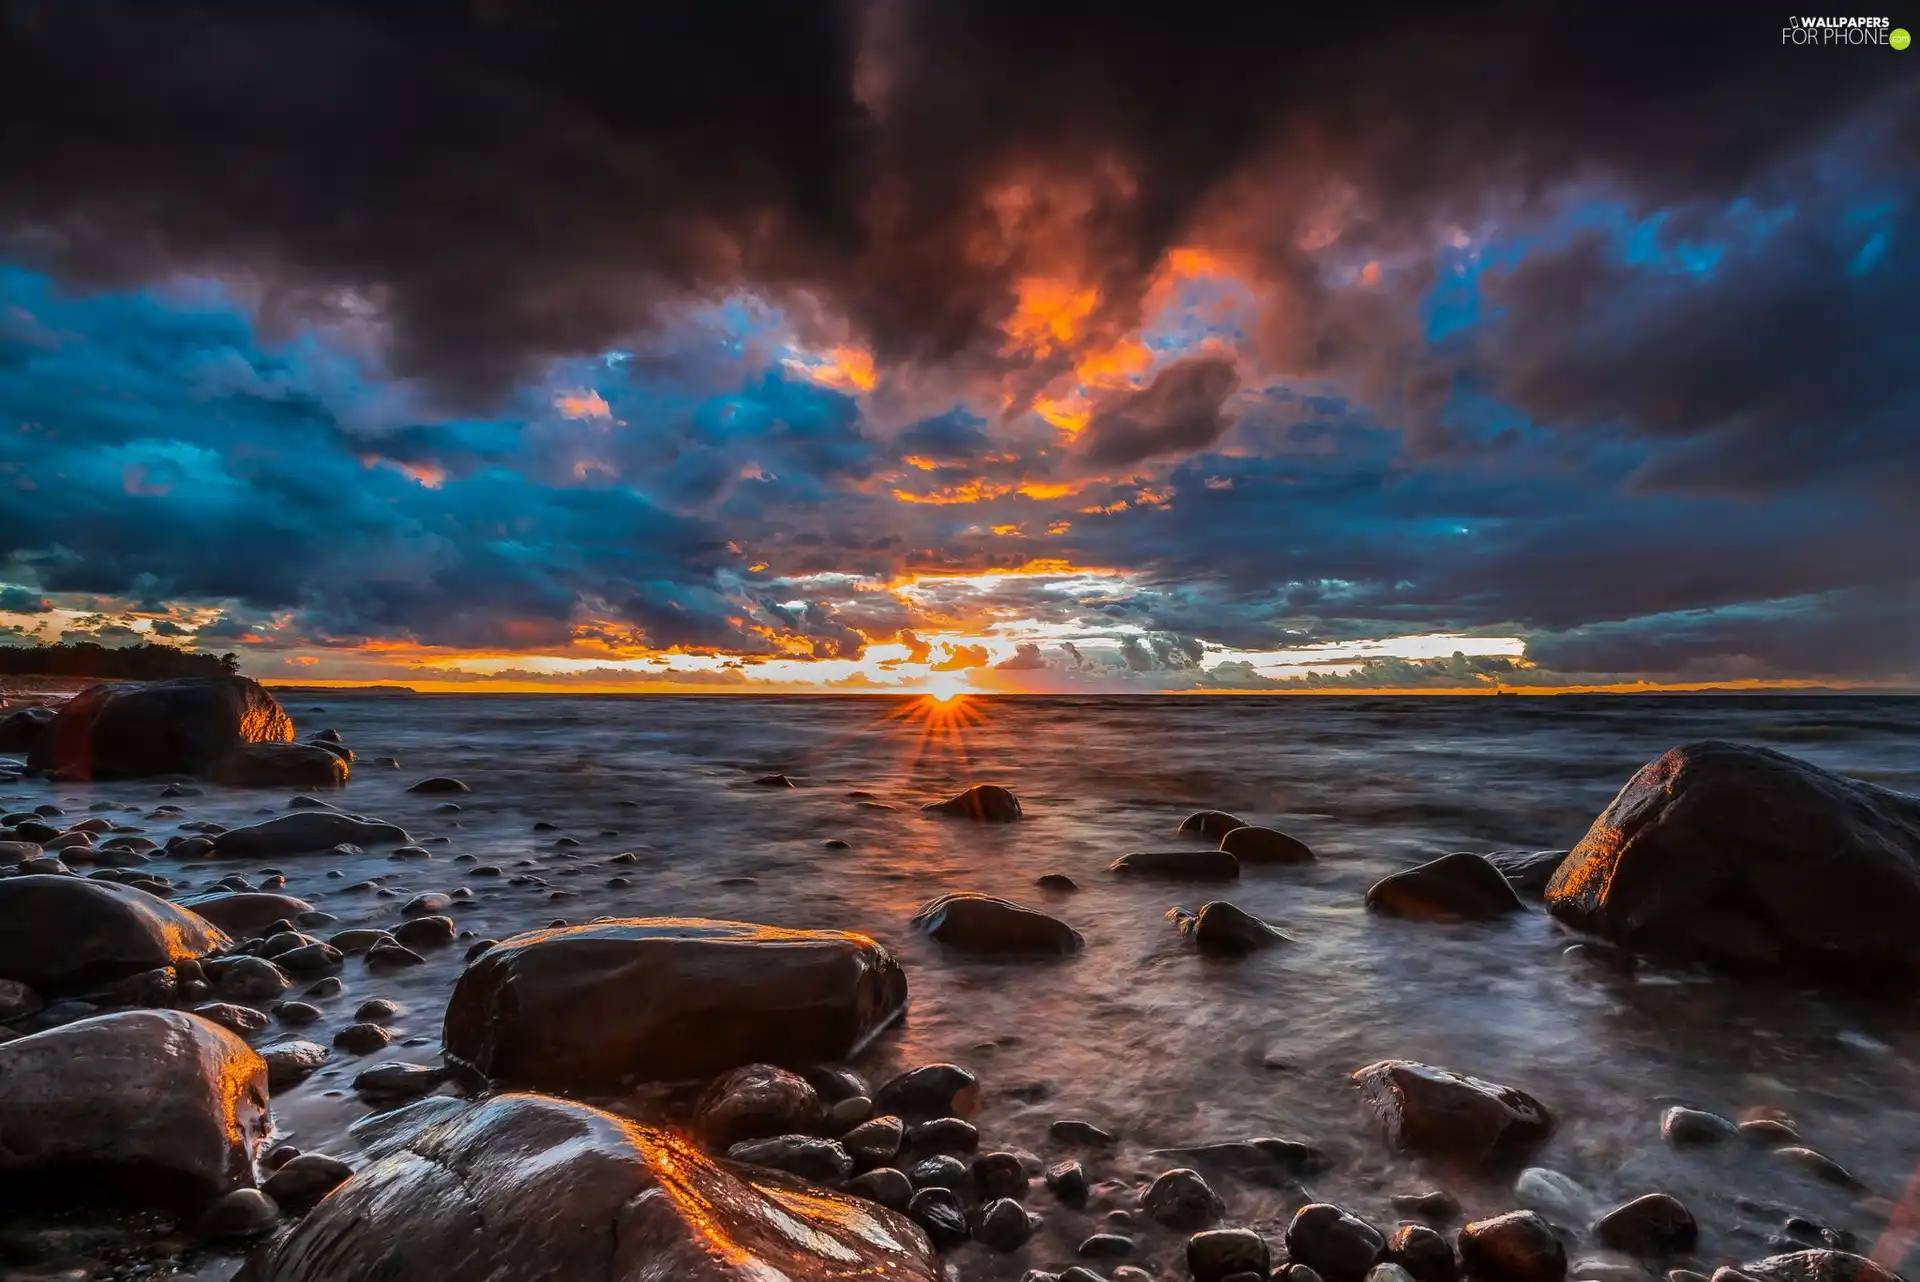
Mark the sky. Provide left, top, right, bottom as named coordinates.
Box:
left=0, top=1, right=1915, bottom=695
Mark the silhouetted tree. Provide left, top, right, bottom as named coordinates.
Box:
left=0, top=641, right=239, bottom=680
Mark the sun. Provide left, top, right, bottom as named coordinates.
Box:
left=923, top=671, right=969, bottom=702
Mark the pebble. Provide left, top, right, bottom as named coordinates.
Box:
left=1142, top=1167, right=1224, bottom=1231
left=1189, top=1228, right=1272, bottom=1281
left=1388, top=1222, right=1459, bottom=1282
left=1288, top=1204, right=1387, bottom=1281
left=847, top=1167, right=914, bottom=1211
left=905, top=1116, right=979, bottom=1156
left=975, top=1197, right=1036, bottom=1251
left=1661, top=1106, right=1739, bottom=1146
left=842, top=1115, right=904, bottom=1166
left=726, top=1136, right=854, bottom=1182
left=333, top=1022, right=392, bottom=1054
left=259, top=1039, right=330, bottom=1092
left=1771, top=1147, right=1863, bottom=1188
left=973, top=1150, right=1028, bottom=1200
left=875, top=1063, right=978, bottom=1118
left=355, top=998, right=401, bottom=1021
left=908, top=1186, right=970, bottom=1248
left=1050, top=1118, right=1116, bottom=1146
left=1078, top=1232, right=1136, bottom=1260
left=354, top=1062, right=449, bottom=1101
left=1458, top=1211, right=1567, bottom=1282
left=1047, top=1159, right=1090, bottom=1205
left=909, top=1153, right=971, bottom=1192
left=827, top=1094, right=873, bottom=1131
left=191, top=1002, right=269, bottom=1035
left=1594, top=1193, right=1698, bottom=1256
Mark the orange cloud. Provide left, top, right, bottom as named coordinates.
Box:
left=553, top=388, right=612, bottom=420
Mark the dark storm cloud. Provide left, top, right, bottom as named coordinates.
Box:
left=0, top=587, right=51, bottom=613
left=1, top=0, right=1906, bottom=406
left=1078, top=358, right=1239, bottom=467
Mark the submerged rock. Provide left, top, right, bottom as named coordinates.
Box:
left=27, top=676, right=295, bottom=781
left=0, top=706, right=55, bottom=755
left=1660, top=1106, right=1739, bottom=1147
left=443, top=918, right=908, bottom=1091
left=1546, top=741, right=1920, bottom=977
left=212, top=812, right=411, bottom=857
left=234, top=1094, right=940, bottom=1282
left=1366, top=853, right=1526, bottom=921
left=1486, top=851, right=1571, bottom=899
left=0, top=875, right=229, bottom=995
left=1179, top=811, right=1246, bottom=839
left=1352, top=1060, right=1552, bottom=1163
left=922, top=784, right=1022, bottom=822
left=0, top=1010, right=270, bottom=1207
left=1219, top=824, right=1315, bottom=862
left=1147, top=1138, right=1333, bottom=1185
left=210, top=742, right=348, bottom=789
left=910, top=893, right=1083, bottom=955
left=1169, top=901, right=1292, bottom=954
left=1110, top=850, right=1240, bottom=881
left=406, top=777, right=470, bottom=794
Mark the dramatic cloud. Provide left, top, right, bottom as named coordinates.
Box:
left=1078, top=358, right=1239, bottom=467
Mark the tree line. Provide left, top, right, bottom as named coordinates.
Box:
left=0, top=641, right=240, bottom=679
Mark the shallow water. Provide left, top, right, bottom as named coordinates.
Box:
left=8, top=693, right=1920, bottom=1280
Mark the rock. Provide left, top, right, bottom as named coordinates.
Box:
left=828, top=1095, right=873, bottom=1131
left=199, top=1187, right=280, bottom=1238
left=1517, top=1168, right=1598, bottom=1224
left=1458, top=1212, right=1567, bottom=1282
left=1661, top=1106, right=1739, bottom=1147
left=844, top=1115, right=905, bottom=1166
left=354, top=1062, right=450, bottom=1101
left=259, top=1039, right=329, bottom=1092
left=28, top=676, right=295, bottom=781
left=211, top=743, right=349, bottom=789
left=402, top=892, right=452, bottom=917
left=0, top=706, right=55, bottom=754
left=875, top=1064, right=978, bottom=1118
left=903, top=1116, right=978, bottom=1157
left=212, top=812, right=410, bottom=858
left=1372, top=1267, right=1422, bottom=1282
left=235, top=1094, right=940, bottom=1281
left=908, top=1154, right=970, bottom=1191
left=260, top=1153, right=354, bottom=1211
left=1079, top=1232, right=1136, bottom=1259
left=909, top=1186, right=970, bottom=1248
left=1366, top=853, right=1527, bottom=920
left=694, top=1064, right=823, bottom=1148
left=1190, top=1228, right=1271, bottom=1281
left=1147, top=1138, right=1333, bottom=1185
left=848, top=1166, right=915, bottom=1210
left=725, top=1135, right=856, bottom=1182
left=211, top=955, right=293, bottom=1002
left=276, top=942, right=343, bottom=975
left=192, top=1002, right=270, bottom=1035
left=1051, top=1119, right=1116, bottom=1145
left=0, top=978, right=41, bottom=1022
left=181, top=892, right=316, bottom=937
left=1771, top=1147, right=1863, bottom=1189
left=1486, top=851, right=1571, bottom=898
left=1735, top=1251, right=1901, bottom=1282
left=1740, top=1119, right=1800, bottom=1145
left=976, top=1197, right=1036, bottom=1251
left=754, top=773, right=796, bottom=787
left=406, top=777, right=470, bottom=794
left=1545, top=741, right=1920, bottom=977
left=910, top=892, right=1083, bottom=955
left=1389, top=1223, right=1460, bottom=1282
left=1169, top=901, right=1292, bottom=954
left=1219, top=825, right=1315, bottom=862
left=367, top=940, right=427, bottom=969
left=1287, top=1204, right=1387, bottom=1282
left=1393, top=1191, right=1463, bottom=1222
left=334, top=1022, right=391, bottom=1054
left=1109, top=850, right=1240, bottom=881
left=922, top=784, right=1022, bottom=822
left=0, top=876, right=228, bottom=995
left=1047, top=1159, right=1089, bottom=1204
left=1180, top=811, right=1246, bottom=839
left=1595, top=1194, right=1698, bottom=1256
left=1141, top=1168, right=1223, bottom=1230
left=0, top=1010, right=269, bottom=1206
left=444, top=918, right=908, bottom=1092
left=0, top=840, right=43, bottom=864
left=972, top=1150, right=1027, bottom=1199
left=392, top=915, right=457, bottom=949
left=273, top=999, right=324, bottom=1027
left=1352, top=1060, right=1552, bottom=1163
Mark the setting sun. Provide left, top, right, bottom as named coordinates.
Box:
left=923, top=671, right=969, bottom=702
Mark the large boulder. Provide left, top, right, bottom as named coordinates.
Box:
left=0, top=875, right=230, bottom=995
left=209, top=742, right=349, bottom=789
left=27, top=676, right=295, bottom=780
left=212, top=812, right=410, bottom=858
left=234, top=1093, right=939, bottom=1282
left=0, top=1010, right=270, bottom=1207
left=1366, top=853, right=1527, bottom=921
left=909, top=893, right=1083, bottom=955
left=443, top=918, right=909, bottom=1091
left=1352, top=1060, right=1552, bottom=1164
left=1546, top=741, right=1920, bottom=976
left=0, top=705, right=55, bottom=755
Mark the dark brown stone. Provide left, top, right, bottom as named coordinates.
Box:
left=28, top=677, right=294, bottom=781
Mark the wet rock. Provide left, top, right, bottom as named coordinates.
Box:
left=0, top=876, right=229, bottom=995
left=392, top=915, right=457, bottom=949
left=1147, top=1138, right=1333, bottom=1185
left=910, top=892, right=1084, bottom=955
left=1141, top=1167, right=1224, bottom=1230
left=1352, top=1060, right=1552, bottom=1163
left=1486, top=851, right=1571, bottom=899
left=1740, top=1119, right=1800, bottom=1146
left=1219, top=825, right=1315, bottom=863
left=1595, top=1194, right=1698, bottom=1256
left=211, top=955, right=293, bottom=1002
left=181, top=892, right=315, bottom=937
left=192, top=1002, right=270, bottom=1035
left=828, top=1095, right=872, bottom=1131
left=1661, top=1106, right=1739, bottom=1147
left=1545, top=741, right=1920, bottom=978
left=1190, top=1229, right=1272, bottom=1282
left=726, top=1135, right=855, bottom=1182
left=1079, top=1232, right=1136, bottom=1260
left=694, top=1064, right=824, bottom=1148
left=1393, top=1191, right=1463, bottom=1223
left=1051, top=1118, right=1115, bottom=1145
left=200, top=1187, right=279, bottom=1238
left=973, top=1150, right=1028, bottom=1200
left=406, top=777, right=470, bottom=794
left=1389, top=1222, right=1460, bottom=1282
left=910, top=1186, right=970, bottom=1248
left=28, top=676, right=295, bottom=781
left=904, top=1116, right=979, bottom=1157
left=1110, top=850, right=1240, bottom=881
left=1734, top=1251, right=1900, bottom=1282
left=354, top=1062, right=450, bottom=1102
left=1771, top=1147, right=1863, bottom=1189
left=977, top=1197, right=1036, bottom=1251
left=1180, top=811, right=1246, bottom=839
left=445, top=918, right=908, bottom=1092
left=1047, top=1159, right=1089, bottom=1204
left=876, top=1063, right=979, bottom=1118
left=1517, top=1168, right=1598, bottom=1225
left=236, top=1094, right=940, bottom=1281
left=1287, top=1204, right=1387, bottom=1282
left=0, top=706, right=55, bottom=755
left=401, top=892, right=452, bottom=917
left=1458, top=1212, right=1567, bottom=1282
left=844, top=1114, right=905, bottom=1166
left=803, top=1064, right=868, bottom=1102
left=1169, top=901, right=1292, bottom=954
left=212, top=812, right=410, bottom=858
left=333, top=1022, right=391, bottom=1054
left=367, top=939, right=426, bottom=969
left=260, top=1153, right=353, bottom=1212
left=922, top=784, right=1023, bottom=822
left=755, top=774, right=796, bottom=787
left=848, top=1166, right=915, bottom=1210
left=211, top=742, right=349, bottom=789
left=1366, top=853, right=1527, bottom=921
left=0, top=1010, right=269, bottom=1206
left=305, top=976, right=343, bottom=999
left=909, top=1154, right=971, bottom=1191
left=1571, top=1260, right=1653, bottom=1282
left=259, top=1039, right=329, bottom=1092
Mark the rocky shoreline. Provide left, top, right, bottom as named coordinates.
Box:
left=0, top=677, right=1913, bottom=1282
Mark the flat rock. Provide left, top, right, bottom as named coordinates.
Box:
left=922, top=784, right=1022, bottom=822
left=212, top=812, right=411, bottom=858
left=1111, top=850, right=1240, bottom=881
left=0, top=876, right=229, bottom=995
left=1352, top=1060, right=1552, bottom=1163
left=1546, top=741, right=1920, bottom=977
left=28, top=676, right=295, bottom=781
left=1366, top=853, right=1527, bottom=921
left=1219, top=825, right=1314, bottom=862
left=0, top=1010, right=270, bottom=1207
left=910, top=893, right=1083, bottom=955
left=235, top=1094, right=940, bottom=1281
left=442, top=918, right=908, bottom=1091
left=210, top=743, right=348, bottom=790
